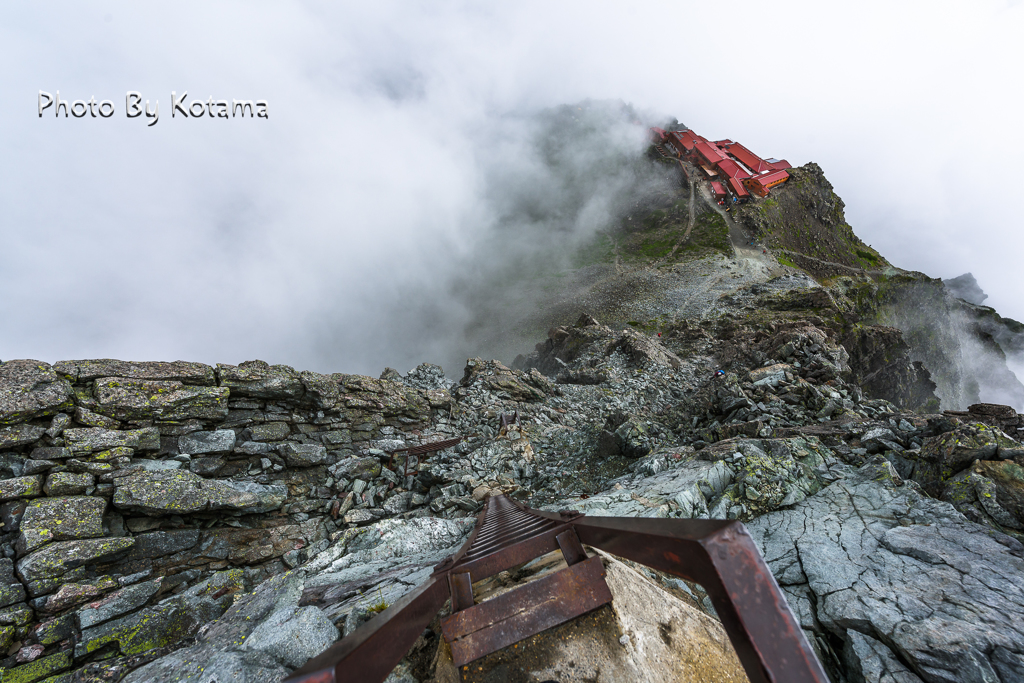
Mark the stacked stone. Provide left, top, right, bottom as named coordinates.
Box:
left=0, top=358, right=457, bottom=681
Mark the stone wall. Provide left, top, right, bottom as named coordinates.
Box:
left=0, top=357, right=459, bottom=679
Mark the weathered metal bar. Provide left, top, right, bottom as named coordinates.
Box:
left=439, top=555, right=612, bottom=667
left=555, top=528, right=587, bottom=566
left=284, top=494, right=829, bottom=683
left=570, top=515, right=830, bottom=683
left=284, top=572, right=449, bottom=683
left=449, top=572, right=474, bottom=613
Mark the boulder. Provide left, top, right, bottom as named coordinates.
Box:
left=29, top=447, right=72, bottom=461
left=63, top=426, right=160, bottom=454
left=16, top=537, right=135, bottom=587
left=112, top=469, right=286, bottom=515
left=0, top=360, right=74, bottom=426
left=216, top=360, right=305, bottom=399
left=1, top=652, right=71, bottom=682
left=0, top=559, right=26, bottom=610
left=606, top=328, right=683, bottom=369
left=43, top=472, right=94, bottom=496
left=76, top=572, right=237, bottom=659
left=18, top=495, right=106, bottom=554
left=943, top=460, right=1024, bottom=531
left=53, top=359, right=215, bottom=385
left=179, top=429, right=237, bottom=454
left=78, top=577, right=163, bottom=629
left=249, top=421, right=291, bottom=442
left=0, top=424, right=46, bottom=449
left=92, top=378, right=229, bottom=421
left=614, top=418, right=656, bottom=458
left=44, top=576, right=119, bottom=612
left=0, top=476, right=43, bottom=502
left=330, top=456, right=381, bottom=481
left=278, top=442, right=327, bottom=467
left=459, top=359, right=549, bottom=402
left=746, top=459, right=1024, bottom=682
left=241, top=605, right=339, bottom=668
left=900, top=422, right=1021, bottom=494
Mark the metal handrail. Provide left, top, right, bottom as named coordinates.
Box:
left=285, top=495, right=829, bottom=683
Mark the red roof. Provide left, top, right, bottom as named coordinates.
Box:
left=727, top=142, right=773, bottom=175
left=670, top=130, right=698, bottom=152
left=715, top=159, right=751, bottom=180
left=710, top=181, right=727, bottom=197
left=748, top=169, right=790, bottom=190
left=694, top=140, right=729, bottom=167
left=649, top=127, right=667, bottom=142
left=728, top=177, right=750, bottom=198
left=768, top=159, right=792, bottom=171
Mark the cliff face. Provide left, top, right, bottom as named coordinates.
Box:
left=734, top=162, right=888, bottom=275
left=839, top=274, right=1024, bottom=411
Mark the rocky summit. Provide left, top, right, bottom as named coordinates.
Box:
left=3, top=150, right=1024, bottom=683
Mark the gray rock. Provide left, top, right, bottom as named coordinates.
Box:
left=64, top=426, right=160, bottom=454
left=278, top=442, right=327, bottom=467
left=53, top=359, right=216, bottom=385
left=235, top=441, right=274, bottom=456
left=45, top=412, right=70, bottom=438
left=746, top=460, right=1024, bottom=683
left=0, top=476, right=43, bottom=502
left=43, top=472, right=94, bottom=496
left=216, top=360, right=305, bottom=400
left=74, top=405, right=122, bottom=429
left=112, top=469, right=287, bottom=515
left=125, top=530, right=201, bottom=561
left=29, top=447, right=72, bottom=461
left=331, top=456, right=381, bottom=480
left=77, top=577, right=163, bottom=629
left=190, top=456, right=225, bottom=476
left=133, top=459, right=182, bottom=472
left=0, top=424, right=46, bottom=449
left=179, top=430, right=237, bottom=455
left=92, top=377, right=229, bottom=421
left=18, top=495, right=106, bottom=553
left=124, top=646, right=288, bottom=683
left=249, top=422, right=290, bottom=442
left=16, top=537, right=135, bottom=585
left=0, top=360, right=74, bottom=426
left=122, top=569, right=300, bottom=683
left=241, top=605, right=339, bottom=668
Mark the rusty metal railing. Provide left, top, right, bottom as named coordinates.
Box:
left=285, top=494, right=829, bottom=683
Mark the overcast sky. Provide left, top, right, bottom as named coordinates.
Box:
left=2, top=1, right=1023, bottom=376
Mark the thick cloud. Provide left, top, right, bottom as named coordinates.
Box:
left=2, top=1, right=1022, bottom=377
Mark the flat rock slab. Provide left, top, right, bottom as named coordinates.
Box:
left=92, top=378, right=229, bottom=421
left=746, top=460, right=1024, bottom=682
left=19, top=495, right=106, bottom=553
left=278, top=442, right=327, bottom=467
left=78, top=577, right=163, bottom=629
left=0, top=476, right=43, bottom=502
left=0, top=425, right=46, bottom=449
left=43, top=472, right=94, bottom=496
left=0, top=360, right=74, bottom=426
left=216, top=360, right=305, bottom=399
left=64, top=427, right=160, bottom=454
left=16, top=537, right=135, bottom=584
left=112, top=469, right=286, bottom=515
left=53, top=359, right=216, bottom=385
left=178, top=430, right=236, bottom=454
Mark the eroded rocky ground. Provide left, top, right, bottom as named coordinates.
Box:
left=3, top=159, right=1024, bottom=682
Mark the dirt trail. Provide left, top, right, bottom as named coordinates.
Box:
left=653, top=177, right=697, bottom=267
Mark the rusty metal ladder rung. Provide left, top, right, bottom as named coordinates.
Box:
left=439, top=497, right=611, bottom=667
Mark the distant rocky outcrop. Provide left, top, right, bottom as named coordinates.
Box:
left=943, top=271, right=989, bottom=305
